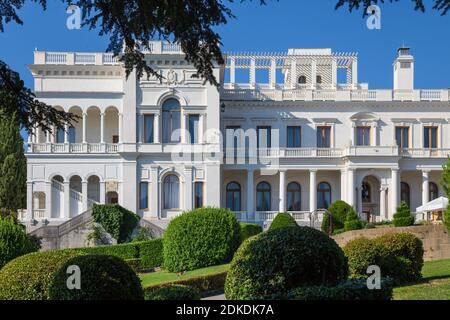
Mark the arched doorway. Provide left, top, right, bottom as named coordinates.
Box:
left=69, top=175, right=83, bottom=217
left=106, top=191, right=119, bottom=204
left=361, top=175, right=381, bottom=222
left=87, top=175, right=100, bottom=206
left=51, top=175, right=65, bottom=218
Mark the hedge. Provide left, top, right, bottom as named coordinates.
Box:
left=145, top=284, right=200, bottom=300
left=48, top=254, right=144, bottom=300
left=269, top=212, right=298, bottom=230
left=143, top=271, right=228, bottom=294
left=138, top=238, right=164, bottom=269
left=0, top=250, right=84, bottom=300
left=321, top=200, right=353, bottom=234
left=163, top=207, right=241, bottom=272
left=225, top=226, right=348, bottom=300
left=239, top=222, right=262, bottom=242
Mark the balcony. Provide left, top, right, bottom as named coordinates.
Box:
left=345, top=146, right=399, bottom=157
left=401, top=148, right=450, bottom=158
left=35, top=51, right=120, bottom=65
left=27, top=143, right=119, bottom=154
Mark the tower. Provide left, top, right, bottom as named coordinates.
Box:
left=393, top=47, right=414, bottom=91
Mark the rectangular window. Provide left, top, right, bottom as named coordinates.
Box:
left=257, top=126, right=271, bottom=148
left=424, top=126, right=438, bottom=149
left=189, top=115, right=200, bottom=144
left=395, top=127, right=409, bottom=148
left=356, top=126, right=371, bottom=146
left=194, top=182, right=204, bottom=209
left=162, top=110, right=181, bottom=143
left=112, top=135, right=119, bottom=143
left=56, top=128, right=65, bottom=143
left=287, top=126, right=301, bottom=148
left=69, top=127, right=76, bottom=143
left=143, top=115, right=154, bottom=143
left=139, top=182, right=149, bottom=210
left=317, top=126, right=331, bottom=148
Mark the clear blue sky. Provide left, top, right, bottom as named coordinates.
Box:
left=0, top=0, right=449, bottom=90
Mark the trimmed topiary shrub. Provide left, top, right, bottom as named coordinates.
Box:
left=225, top=226, right=348, bottom=300
left=374, top=232, right=424, bottom=283
left=240, top=222, right=263, bottom=242
left=136, top=238, right=163, bottom=269
left=392, top=201, right=414, bottom=227
left=0, top=217, right=40, bottom=269
left=269, top=212, right=297, bottom=230
left=92, top=204, right=140, bottom=243
left=48, top=254, right=144, bottom=300
left=343, top=237, right=383, bottom=276
left=344, top=208, right=363, bottom=231
left=163, top=207, right=240, bottom=272
left=0, top=250, right=84, bottom=300
left=145, top=284, right=200, bottom=300
left=321, top=200, right=353, bottom=234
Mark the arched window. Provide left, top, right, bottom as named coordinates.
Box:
left=287, top=182, right=301, bottom=211
left=162, top=98, right=181, bottom=143
left=316, top=75, right=322, bottom=84
left=163, top=174, right=180, bottom=209
left=256, top=182, right=271, bottom=211
left=362, top=182, right=371, bottom=203
left=429, top=182, right=439, bottom=201
left=298, top=75, right=306, bottom=84
left=317, top=182, right=331, bottom=209
left=401, top=182, right=410, bottom=208
left=226, top=182, right=241, bottom=211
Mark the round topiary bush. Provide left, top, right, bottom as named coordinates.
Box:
left=374, top=232, right=424, bottom=283
left=321, top=200, right=353, bottom=234
left=239, top=222, right=263, bottom=242
left=0, top=217, right=41, bottom=269
left=225, top=226, right=348, bottom=300
left=48, top=254, right=144, bottom=300
left=343, top=237, right=383, bottom=276
left=0, top=250, right=84, bottom=300
left=343, top=209, right=363, bottom=232
left=163, top=207, right=241, bottom=272
left=145, top=285, right=200, bottom=300
left=392, top=201, right=414, bottom=227
left=269, top=212, right=297, bottom=230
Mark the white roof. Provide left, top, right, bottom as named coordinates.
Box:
left=416, top=196, right=449, bottom=212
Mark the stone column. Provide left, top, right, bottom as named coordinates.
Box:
left=100, top=181, right=106, bottom=204
left=82, top=181, right=88, bottom=211
left=27, top=182, right=33, bottom=220
left=247, top=169, right=254, bottom=219
left=198, top=114, right=205, bottom=144
left=64, top=123, right=69, bottom=144
left=180, top=110, right=186, bottom=143
left=309, top=170, right=317, bottom=212
left=150, top=166, right=160, bottom=219
left=118, top=113, right=123, bottom=143
left=45, top=181, right=52, bottom=219
left=279, top=170, right=286, bottom=212
left=340, top=169, right=347, bottom=203
left=100, top=112, right=105, bottom=143
left=347, top=168, right=355, bottom=207
left=230, top=57, right=236, bottom=88
left=154, top=113, right=160, bottom=143
left=63, top=181, right=70, bottom=219
left=357, top=183, right=363, bottom=217
left=311, top=59, right=317, bottom=90
left=184, top=166, right=193, bottom=211
left=422, top=170, right=430, bottom=206
left=380, top=186, right=387, bottom=221
left=390, top=169, right=400, bottom=219
left=82, top=112, right=87, bottom=143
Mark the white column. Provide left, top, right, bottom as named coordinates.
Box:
left=311, top=59, right=317, bottom=89
left=422, top=170, right=430, bottom=206
left=371, top=123, right=377, bottom=146
left=247, top=169, right=254, bottom=218
left=380, top=186, right=387, bottom=221
left=390, top=169, right=400, bottom=219
left=35, top=126, right=40, bottom=143
left=82, top=112, right=87, bottom=143
left=350, top=123, right=356, bottom=146
left=138, top=113, right=144, bottom=143
left=270, top=58, right=277, bottom=88
left=352, top=58, right=358, bottom=88
left=82, top=181, right=88, bottom=211
left=45, top=182, right=52, bottom=219
left=27, top=182, right=33, bottom=220
left=185, top=166, right=193, bottom=211
left=347, top=169, right=355, bottom=207
left=150, top=166, right=160, bottom=219
left=154, top=113, right=160, bottom=143
left=63, top=182, right=70, bottom=219
left=198, top=114, right=204, bottom=144
left=290, top=58, right=297, bottom=89
left=100, top=112, right=105, bottom=143
left=340, top=169, right=347, bottom=202
left=279, top=170, right=286, bottom=212
left=46, top=130, right=51, bottom=143
left=118, top=113, right=123, bottom=143
left=357, top=183, right=363, bottom=217
left=64, top=123, right=69, bottom=144
left=180, top=111, right=186, bottom=143
left=309, top=170, right=317, bottom=212
left=100, top=181, right=106, bottom=204
left=250, top=58, right=256, bottom=89
left=230, top=57, right=236, bottom=88
left=331, top=58, right=337, bottom=89
left=27, top=131, right=32, bottom=144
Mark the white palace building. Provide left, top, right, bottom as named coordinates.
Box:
left=24, top=42, right=450, bottom=228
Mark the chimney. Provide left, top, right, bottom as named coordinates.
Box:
left=393, top=46, right=414, bottom=90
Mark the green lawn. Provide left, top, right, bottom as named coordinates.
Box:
left=393, top=259, right=450, bottom=300
left=139, top=264, right=229, bottom=288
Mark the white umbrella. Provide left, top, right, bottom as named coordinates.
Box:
left=416, top=196, right=449, bottom=213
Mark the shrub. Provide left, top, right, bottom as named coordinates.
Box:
left=0, top=208, right=18, bottom=221
left=144, top=271, right=228, bottom=294
left=375, top=232, right=424, bottom=283
left=125, top=258, right=144, bottom=272
left=0, top=250, right=84, bottom=300
left=269, top=212, right=297, bottom=230
left=344, top=208, right=363, bottom=231
left=393, top=201, right=414, bottom=227
left=0, top=217, right=39, bottom=269
left=135, top=238, right=163, bottom=269
left=225, top=226, right=348, bottom=300
left=48, top=254, right=144, bottom=300
left=240, top=222, right=263, bottom=242
left=343, top=237, right=383, bottom=276
left=444, top=205, right=450, bottom=232
left=132, top=226, right=153, bottom=242
left=163, top=207, right=240, bottom=272
left=74, top=241, right=139, bottom=259
left=281, top=278, right=393, bottom=301
left=321, top=200, right=353, bottom=234
left=92, top=204, right=140, bottom=243
left=145, top=285, right=200, bottom=300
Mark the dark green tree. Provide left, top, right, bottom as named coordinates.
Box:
left=0, top=112, right=27, bottom=210
left=393, top=201, right=415, bottom=227
left=343, top=208, right=363, bottom=231
left=441, top=158, right=450, bottom=231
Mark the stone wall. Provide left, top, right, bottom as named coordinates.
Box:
left=332, top=224, right=450, bottom=261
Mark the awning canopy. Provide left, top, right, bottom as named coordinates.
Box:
left=416, top=197, right=449, bottom=213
